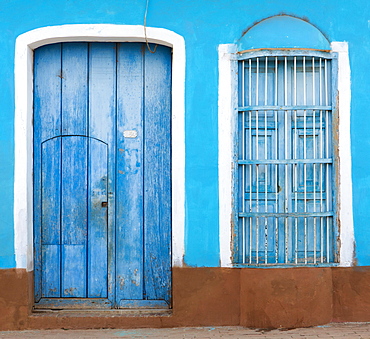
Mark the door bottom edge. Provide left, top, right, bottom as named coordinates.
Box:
left=32, top=308, right=172, bottom=317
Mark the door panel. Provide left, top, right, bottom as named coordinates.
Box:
left=116, top=43, right=145, bottom=302
left=61, top=43, right=88, bottom=135
left=34, top=42, right=172, bottom=308
left=143, top=45, right=172, bottom=303
left=88, top=138, right=109, bottom=298
left=87, top=42, right=117, bottom=301
left=39, top=136, right=108, bottom=299
left=115, top=43, right=172, bottom=306
left=34, top=44, right=62, bottom=301
left=40, top=138, right=61, bottom=298
left=60, top=136, right=88, bottom=297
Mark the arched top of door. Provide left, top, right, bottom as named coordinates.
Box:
left=238, top=15, right=331, bottom=53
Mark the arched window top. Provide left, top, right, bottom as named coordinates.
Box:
left=238, top=15, right=330, bottom=52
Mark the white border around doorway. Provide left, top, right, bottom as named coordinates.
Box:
left=14, top=24, right=186, bottom=271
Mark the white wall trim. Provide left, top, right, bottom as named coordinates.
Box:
left=14, top=24, right=185, bottom=270
left=331, top=41, right=355, bottom=266
left=218, top=44, right=237, bottom=267
left=218, top=42, right=354, bottom=267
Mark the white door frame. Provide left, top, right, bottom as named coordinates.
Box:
left=14, top=24, right=185, bottom=271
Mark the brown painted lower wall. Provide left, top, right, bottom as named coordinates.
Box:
left=0, top=266, right=369, bottom=330
left=0, top=269, right=30, bottom=330
left=240, top=267, right=333, bottom=328
left=332, top=267, right=370, bottom=322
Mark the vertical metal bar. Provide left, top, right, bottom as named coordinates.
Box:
left=255, top=57, right=259, bottom=264
left=293, top=56, right=298, bottom=264
left=325, top=59, right=330, bottom=262
left=274, top=57, right=279, bottom=263
left=264, top=56, right=268, bottom=263
left=249, top=59, right=253, bottom=263
left=303, top=56, right=308, bottom=264
left=241, top=60, right=246, bottom=263
left=284, top=56, right=288, bottom=263
left=312, top=57, right=317, bottom=264
left=319, top=58, right=324, bottom=263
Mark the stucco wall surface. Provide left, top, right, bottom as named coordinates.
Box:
left=1, top=267, right=370, bottom=330
left=1, top=0, right=370, bottom=267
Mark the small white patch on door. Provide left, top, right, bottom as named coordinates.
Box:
left=123, top=130, right=138, bottom=138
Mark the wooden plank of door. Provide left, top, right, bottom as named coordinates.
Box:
left=88, top=42, right=116, bottom=301
left=87, top=138, right=108, bottom=298
left=61, top=43, right=88, bottom=135
left=34, top=43, right=62, bottom=142
left=61, top=136, right=88, bottom=297
left=41, top=245, right=60, bottom=298
left=41, top=138, right=62, bottom=297
left=34, top=43, right=62, bottom=301
left=143, top=44, right=172, bottom=304
left=116, top=42, right=145, bottom=303
left=59, top=43, right=89, bottom=298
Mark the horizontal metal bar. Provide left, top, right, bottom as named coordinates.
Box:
left=238, top=158, right=332, bottom=165
left=243, top=123, right=327, bottom=130
left=239, top=212, right=333, bottom=218
left=244, top=192, right=327, bottom=200
left=239, top=105, right=331, bottom=111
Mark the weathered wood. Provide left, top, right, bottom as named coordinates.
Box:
left=143, top=45, right=172, bottom=303
left=41, top=244, right=60, bottom=297
left=88, top=138, right=108, bottom=298
left=34, top=43, right=62, bottom=300
left=33, top=298, right=112, bottom=309
left=61, top=136, right=88, bottom=297
left=41, top=138, right=61, bottom=297
left=34, top=43, right=62, bottom=142
left=116, top=43, right=144, bottom=302
left=61, top=43, right=88, bottom=135
left=88, top=43, right=116, bottom=300
left=34, top=42, right=172, bottom=308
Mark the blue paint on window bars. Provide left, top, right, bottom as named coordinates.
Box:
left=236, top=51, right=337, bottom=266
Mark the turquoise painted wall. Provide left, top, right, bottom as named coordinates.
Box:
left=1, top=0, right=370, bottom=267
left=238, top=15, right=331, bottom=51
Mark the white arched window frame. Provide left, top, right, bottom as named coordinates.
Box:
left=14, top=24, right=185, bottom=271
left=218, top=42, right=354, bottom=267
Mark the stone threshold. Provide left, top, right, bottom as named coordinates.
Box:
left=31, top=308, right=172, bottom=317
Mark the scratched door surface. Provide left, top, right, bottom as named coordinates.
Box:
left=33, top=42, right=172, bottom=309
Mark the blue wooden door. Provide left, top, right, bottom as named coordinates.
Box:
left=33, top=42, right=172, bottom=309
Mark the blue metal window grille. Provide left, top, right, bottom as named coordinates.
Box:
left=237, top=51, right=337, bottom=266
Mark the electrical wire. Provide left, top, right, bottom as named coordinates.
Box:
left=144, top=0, right=158, bottom=53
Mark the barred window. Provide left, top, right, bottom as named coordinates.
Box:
left=237, top=51, right=337, bottom=265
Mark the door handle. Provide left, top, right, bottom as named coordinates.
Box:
left=101, top=201, right=108, bottom=207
